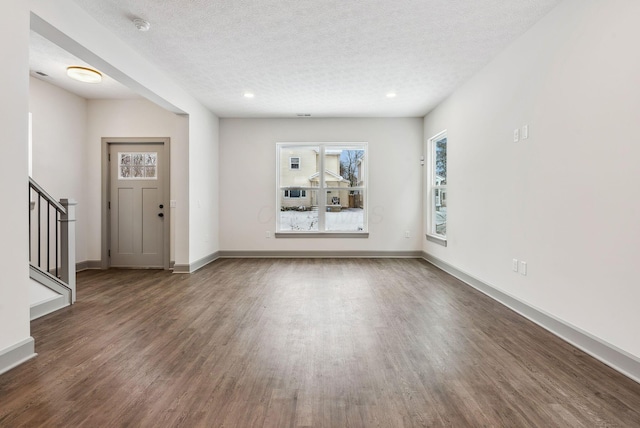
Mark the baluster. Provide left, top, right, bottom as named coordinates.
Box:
left=56, top=210, right=59, bottom=278
left=47, top=201, right=50, bottom=273
left=37, top=195, right=41, bottom=268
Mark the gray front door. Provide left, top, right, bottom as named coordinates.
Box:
left=109, top=143, right=165, bottom=268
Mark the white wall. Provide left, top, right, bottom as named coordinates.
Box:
left=423, top=0, right=640, bottom=358
left=29, top=77, right=88, bottom=263
left=86, top=99, right=189, bottom=264
left=189, top=109, right=220, bottom=263
left=0, top=0, right=31, bottom=357
left=220, top=118, right=423, bottom=252
left=31, top=0, right=220, bottom=267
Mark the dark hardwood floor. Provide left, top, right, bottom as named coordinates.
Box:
left=2, top=259, right=640, bottom=427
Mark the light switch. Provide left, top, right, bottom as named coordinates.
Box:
left=170, top=200, right=177, bottom=208
left=522, top=125, right=529, bottom=140
left=520, top=261, right=527, bottom=276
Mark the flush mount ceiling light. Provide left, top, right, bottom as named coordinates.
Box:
left=386, top=92, right=397, bottom=98
left=133, top=18, right=151, bottom=31
left=66, top=66, right=102, bottom=83
left=243, top=92, right=255, bottom=98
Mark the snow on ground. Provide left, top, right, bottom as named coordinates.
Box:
left=279, top=208, right=364, bottom=231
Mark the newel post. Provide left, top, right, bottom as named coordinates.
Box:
left=60, top=198, right=77, bottom=303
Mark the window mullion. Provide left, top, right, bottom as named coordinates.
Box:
left=318, top=145, right=326, bottom=231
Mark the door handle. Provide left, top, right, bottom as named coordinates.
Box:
left=159, top=204, right=164, bottom=209
left=158, top=213, right=164, bottom=218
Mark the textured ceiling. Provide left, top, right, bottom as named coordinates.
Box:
left=64, top=0, right=562, bottom=117
left=29, top=31, right=139, bottom=100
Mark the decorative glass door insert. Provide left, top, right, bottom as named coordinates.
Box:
left=118, top=152, right=158, bottom=179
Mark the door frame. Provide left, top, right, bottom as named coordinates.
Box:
left=101, top=137, right=171, bottom=270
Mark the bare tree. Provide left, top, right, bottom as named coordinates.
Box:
left=340, top=150, right=364, bottom=187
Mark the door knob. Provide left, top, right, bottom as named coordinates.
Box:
left=158, top=213, right=164, bottom=217
left=159, top=204, right=164, bottom=209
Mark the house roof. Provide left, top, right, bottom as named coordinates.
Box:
left=309, top=170, right=348, bottom=182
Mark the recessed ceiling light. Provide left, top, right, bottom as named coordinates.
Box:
left=66, top=66, right=102, bottom=83
left=386, top=92, right=397, bottom=98
left=133, top=18, right=151, bottom=32
left=243, top=92, right=255, bottom=98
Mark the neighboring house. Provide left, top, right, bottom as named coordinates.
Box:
left=279, top=148, right=350, bottom=210
left=434, top=174, right=446, bottom=207
left=353, top=155, right=365, bottom=209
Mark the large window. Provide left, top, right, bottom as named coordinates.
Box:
left=427, top=132, right=447, bottom=245
left=276, top=143, right=367, bottom=235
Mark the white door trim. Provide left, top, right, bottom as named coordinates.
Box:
left=101, top=137, right=171, bottom=270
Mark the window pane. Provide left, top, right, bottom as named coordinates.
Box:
left=119, top=153, right=131, bottom=166
left=434, top=188, right=447, bottom=236
left=327, top=147, right=365, bottom=188
left=132, top=153, right=145, bottom=166
left=280, top=146, right=319, bottom=187
left=325, top=192, right=365, bottom=232
left=279, top=190, right=319, bottom=231
left=145, top=153, right=157, bottom=166
left=435, top=137, right=447, bottom=185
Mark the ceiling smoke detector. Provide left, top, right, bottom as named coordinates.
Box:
left=133, top=18, right=151, bottom=32
left=296, top=113, right=311, bottom=117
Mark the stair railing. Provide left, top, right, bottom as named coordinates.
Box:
left=29, top=178, right=76, bottom=303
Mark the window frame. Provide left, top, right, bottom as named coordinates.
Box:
left=276, top=142, right=368, bottom=237
left=426, top=131, right=447, bottom=246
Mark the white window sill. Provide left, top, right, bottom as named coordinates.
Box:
left=426, top=234, right=447, bottom=247
left=275, top=232, right=369, bottom=239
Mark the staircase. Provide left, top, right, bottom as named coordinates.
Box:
left=29, top=178, right=76, bottom=320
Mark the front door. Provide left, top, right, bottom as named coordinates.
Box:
left=109, top=143, right=166, bottom=268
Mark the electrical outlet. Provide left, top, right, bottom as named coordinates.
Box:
left=520, top=261, right=527, bottom=276
left=405, top=231, right=410, bottom=238
left=170, top=200, right=176, bottom=208
left=512, top=259, right=519, bottom=272
left=265, top=231, right=271, bottom=238
left=513, top=129, right=520, bottom=142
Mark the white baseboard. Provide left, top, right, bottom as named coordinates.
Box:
left=217, top=250, right=423, bottom=258
left=0, top=337, right=36, bottom=376
left=30, top=295, right=69, bottom=321
left=76, top=260, right=102, bottom=271
left=421, top=252, right=640, bottom=385
left=173, top=251, right=220, bottom=273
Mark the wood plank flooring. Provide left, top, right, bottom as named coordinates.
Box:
left=2, top=258, right=640, bottom=427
